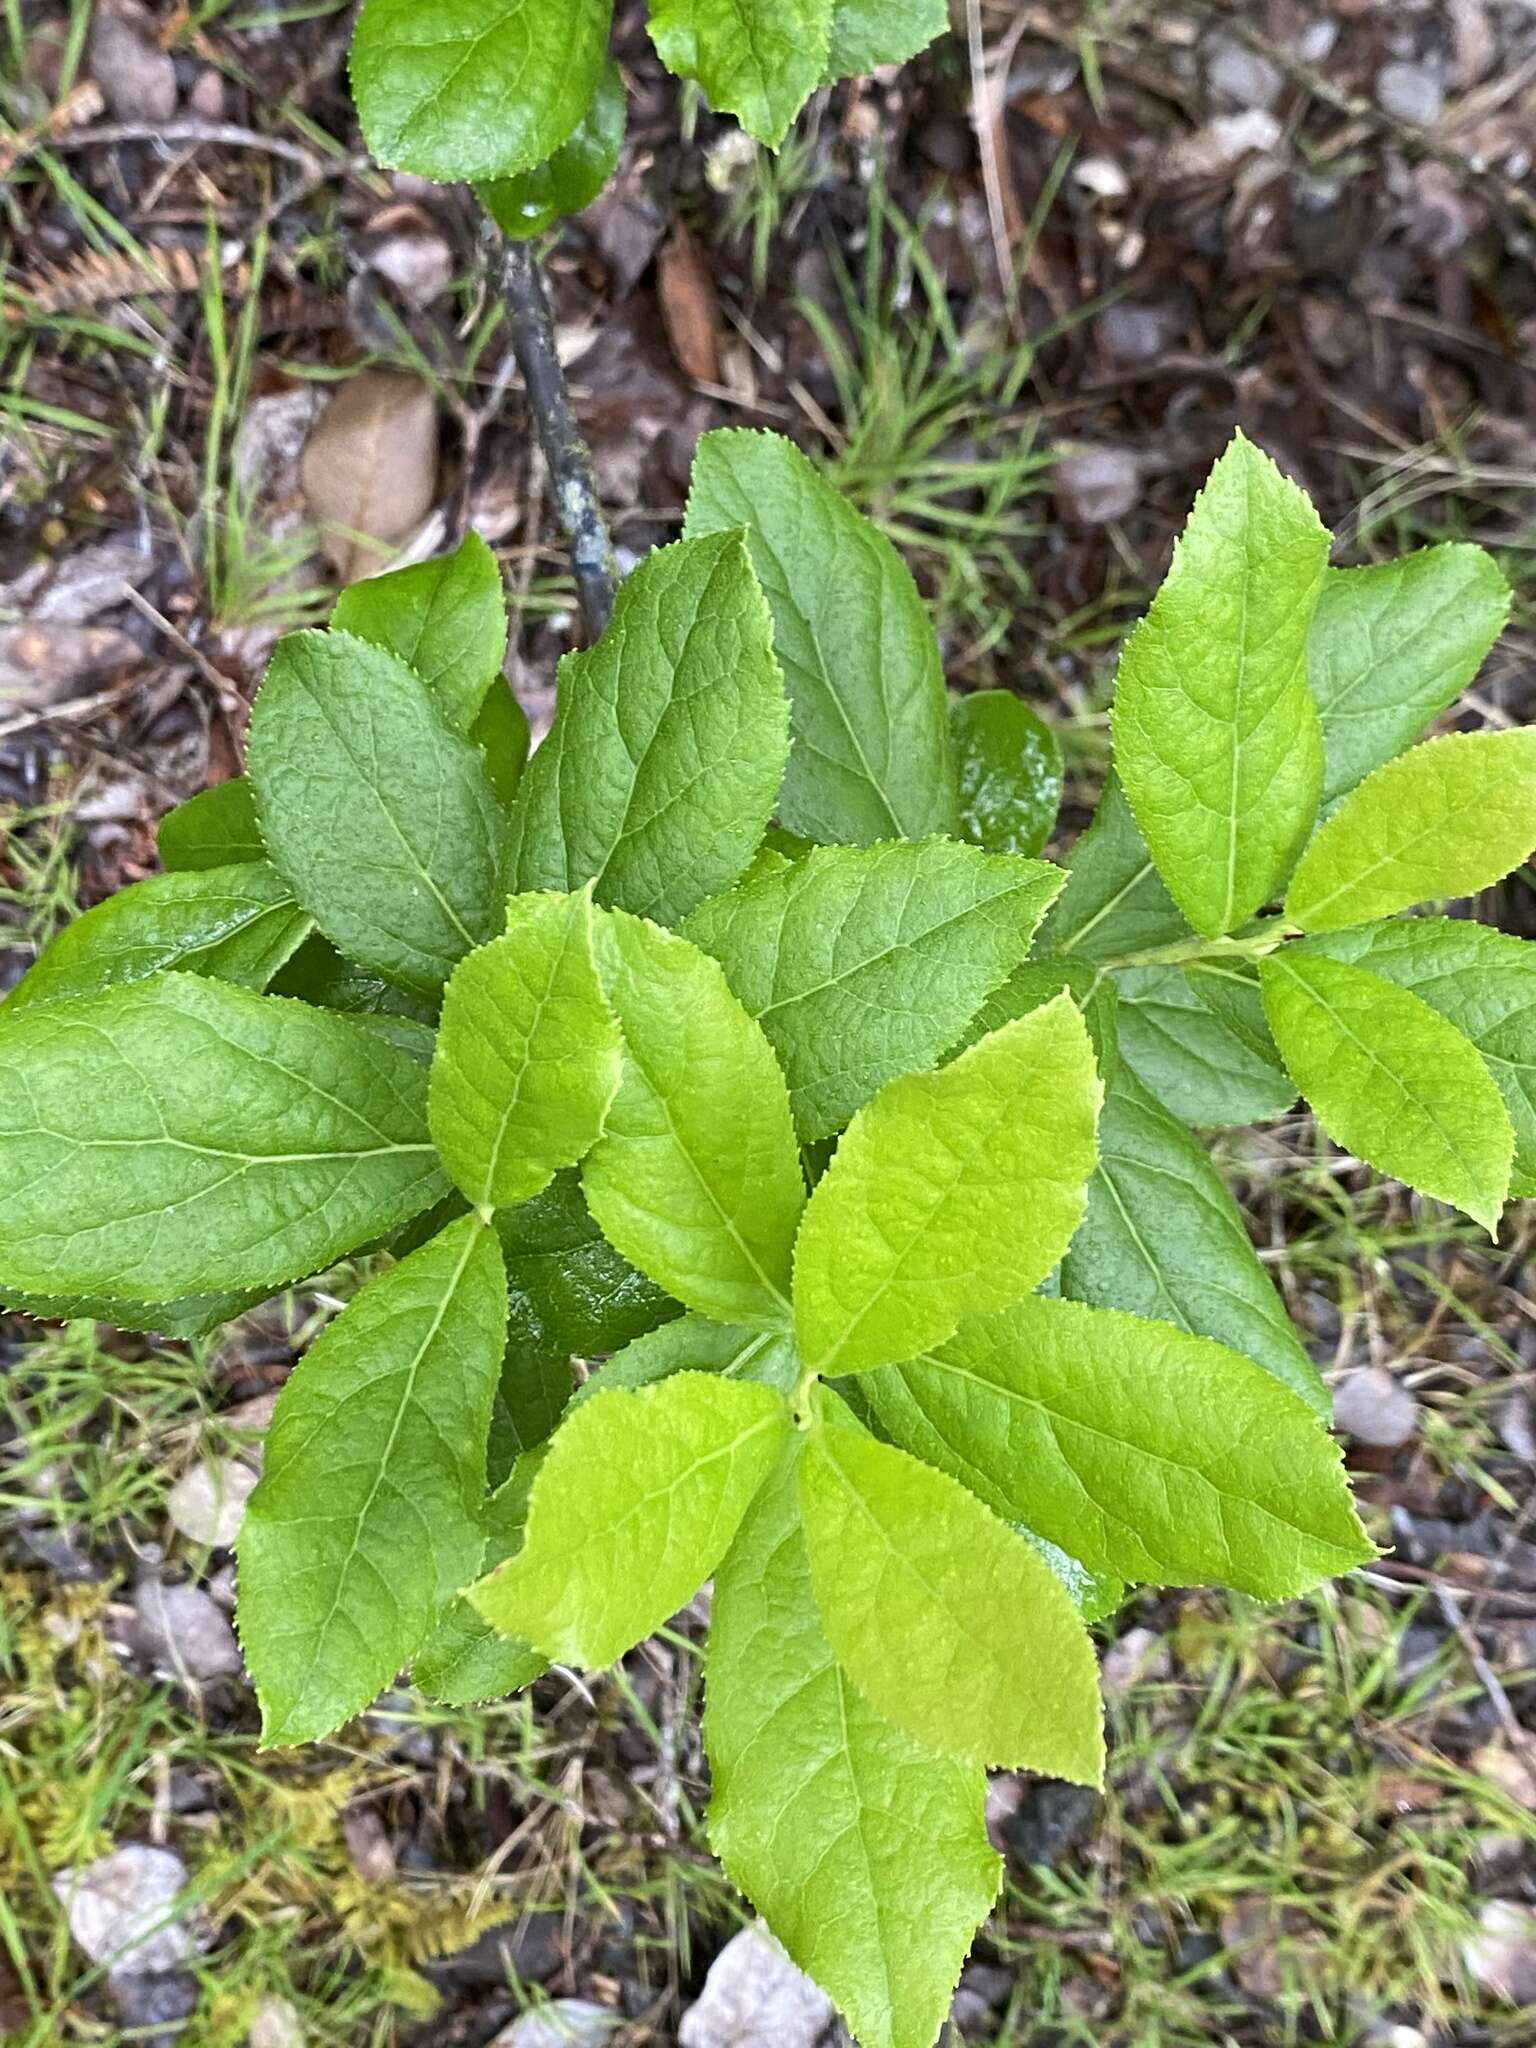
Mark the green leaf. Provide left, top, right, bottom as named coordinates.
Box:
left=470, top=678, right=531, bottom=806
left=1061, top=1063, right=1326, bottom=1415
left=792, top=993, right=1101, bottom=1376
left=248, top=629, right=506, bottom=997
left=1021, top=1530, right=1125, bottom=1626
left=1286, top=731, right=1536, bottom=933
left=584, top=911, right=806, bottom=1328
left=0, top=1282, right=271, bottom=1342
left=349, top=0, right=613, bottom=183
left=800, top=1415, right=1104, bottom=1778
left=683, top=838, right=1062, bottom=1140
left=268, top=934, right=438, bottom=1026
left=864, top=1296, right=1372, bottom=1598
left=1035, top=775, right=1189, bottom=963
left=496, top=1170, right=681, bottom=1358
left=331, top=532, right=509, bottom=736
left=950, top=689, right=1063, bottom=857
left=649, top=0, right=831, bottom=146
left=1308, top=544, right=1511, bottom=810
left=6, top=864, right=311, bottom=1008
left=576, top=1313, right=799, bottom=1404
left=0, top=974, right=447, bottom=1303
left=470, top=1372, right=789, bottom=1666
left=684, top=430, right=956, bottom=846
left=826, top=0, right=948, bottom=75
left=706, top=1440, right=999, bottom=2048
left=157, top=777, right=265, bottom=872
left=1261, top=950, right=1513, bottom=1232
left=1112, top=433, right=1329, bottom=936
left=1303, top=918, right=1536, bottom=1198
left=477, top=55, right=626, bottom=237
left=239, top=1214, right=507, bottom=1744
left=506, top=532, right=789, bottom=925
left=429, top=890, right=621, bottom=1210
left=415, top=1456, right=549, bottom=1706
left=488, top=1344, right=572, bottom=1478
left=1113, top=961, right=1296, bottom=1127
left=954, top=953, right=1120, bottom=1078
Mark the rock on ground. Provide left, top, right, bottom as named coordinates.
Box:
left=166, top=1458, right=258, bottom=1548
left=1331, top=1366, right=1420, bottom=1449
left=489, top=1999, right=619, bottom=2048
left=52, top=1845, right=195, bottom=1976
left=133, top=1579, right=245, bottom=1681
left=679, top=1925, right=842, bottom=2048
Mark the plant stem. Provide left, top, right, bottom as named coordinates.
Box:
left=1096, top=919, right=1298, bottom=977
left=500, top=239, right=617, bottom=644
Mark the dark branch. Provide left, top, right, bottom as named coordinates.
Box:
left=500, top=240, right=617, bottom=644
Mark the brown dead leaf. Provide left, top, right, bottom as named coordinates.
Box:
left=657, top=223, right=721, bottom=386
left=300, top=370, right=439, bottom=584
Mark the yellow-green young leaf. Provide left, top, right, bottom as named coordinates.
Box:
left=0, top=974, right=447, bottom=1303
left=1111, top=434, right=1328, bottom=937
left=507, top=533, right=789, bottom=926
left=792, top=994, right=1101, bottom=1377
left=248, top=630, right=506, bottom=996
left=576, top=1314, right=799, bottom=1404
left=684, top=431, right=956, bottom=846
left=865, top=1297, right=1372, bottom=1597
left=1262, top=951, right=1513, bottom=1232
left=1286, top=730, right=1536, bottom=933
left=799, top=1419, right=1104, bottom=1779
left=239, top=1215, right=507, bottom=1745
left=683, top=838, right=1063, bottom=1141
left=584, top=912, right=806, bottom=1327
left=649, top=0, right=831, bottom=145
left=950, top=689, right=1063, bottom=858
left=350, top=0, right=613, bottom=184
left=428, top=891, right=621, bottom=1210
left=477, top=55, right=626, bottom=238
left=469, top=1373, right=789, bottom=1666
left=826, top=0, right=947, bottom=74
left=6, top=864, right=310, bottom=1007
left=415, top=1455, right=549, bottom=1707
left=1308, top=544, right=1511, bottom=811
left=1305, top=918, right=1536, bottom=1199
left=332, top=532, right=509, bottom=735
left=1035, top=774, right=1189, bottom=963
left=157, top=777, right=265, bottom=871
left=1062, top=1064, right=1326, bottom=1415
left=707, top=1440, right=999, bottom=2048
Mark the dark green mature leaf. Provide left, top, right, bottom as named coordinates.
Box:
left=487, top=1345, right=572, bottom=1479
left=1035, top=775, right=1188, bottom=964
left=649, top=0, right=831, bottom=146
left=0, top=974, right=447, bottom=1303
left=576, top=1313, right=799, bottom=1404
left=470, top=678, right=531, bottom=806
left=1113, top=434, right=1329, bottom=936
left=707, top=1440, right=999, bottom=2048
left=869, top=1296, right=1372, bottom=1596
left=1021, top=1530, right=1125, bottom=1625
left=429, top=890, right=621, bottom=1210
left=248, top=630, right=506, bottom=997
left=477, top=55, right=626, bottom=237
left=240, top=1215, right=506, bottom=1744
left=950, top=690, right=1063, bottom=857
left=685, top=430, right=956, bottom=845
left=349, top=0, right=613, bottom=182
left=1114, top=962, right=1296, bottom=1127
left=684, top=838, right=1062, bottom=1140
left=268, top=934, right=438, bottom=1026
left=0, top=1282, right=272, bottom=1342
left=1286, top=730, right=1536, bottom=933
left=1061, top=1064, right=1326, bottom=1414
left=1262, top=951, right=1513, bottom=1232
left=496, top=1171, right=681, bottom=1358
left=1308, top=544, right=1511, bottom=810
left=332, top=532, right=508, bottom=735
left=471, top=1373, right=789, bottom=1666
left=800, top=1417, right=1104, bottom=1779
left=157, top=777, right=265, bottom=872
left=7, top=864, right=310, bottom=1007
left=793, top=995, right=1101, bottom=1376
left=415, top=1456, right=549, bottom=1706
left=507, top=532, right=789, bottom=925
left=1304, top=918, right=1536, bottom=1197
left=585, top=911, right=806, bottom=1328
left=826, top=0, right=948, bottom=73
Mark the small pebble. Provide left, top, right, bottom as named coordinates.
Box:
left=248, top=1997, right=305, bottom=2048
left=1331, top=1366, right=1419, bottom=1449
left=1204, top=35, right=1282, bottom=111
left=490, top=2001, right=619, bottom=2048
left=1376, top=61, right=1444, bottom=128
left=1464, top=1900, right=1536, bottom=2004
left=679, top=1925, right=838, bottom=2048
left=53, top=1846, right=195, bottom=1977
left=133, top=1579, right=244, bottom=1682
left=88, top=3, right=177, bottom=123
left=1054, top=446, right=1140, bottom=526
left=166, top=1458, right=259, bottom=1548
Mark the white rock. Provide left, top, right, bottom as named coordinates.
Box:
left=1464, top=1899, right=1536, bottom=2004
left=1054, top=446, right=1140, bottom=526
left=166, top=1458, right=258, bottom=1548
left=248, top=1995, right=306, bottom=2048
left=133, top=1580, right=244, bottom=1681
left=53, top=1846, right=194, bottom=1976
left=1331, top=1366, right=1419, bottom=1449
left=1205, top=35, right=1281, bottom=111
left=1376, top=62, right=1444, bottom=128
left=680, top=1925, right=837, bottom=2048
left=490, top=2000, right=619, bottom=2048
